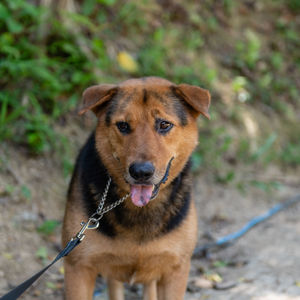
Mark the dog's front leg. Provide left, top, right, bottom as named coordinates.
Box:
left=107, top=278, right=124, bottom=300
left=157, top=262, right=190, bottom=300
left=143, top=280, right=157, bottom=300
left=64, top=260, right=98, bottom=300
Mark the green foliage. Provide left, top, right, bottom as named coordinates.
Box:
left=287, top=0, right=300, bottom=12
left=0, top=0, right=299, bottom=179
left=138, top=29, right=168, bottom=78
left=4, top=184, right=15, bottom=195
left=279, top=127, right=300, bottom=165
left=0, top=0, right=97, bottom=155
left=228, top=5, right=300, bottom=122
left=0, top=0, right=216, bottom=159
left=235, top=30, right=261, bottom=70
left=237, top=179, right=282, bottom=194
left=20, top=185, right=31, bottom=200
left=45, top=281, right=57, bottom=290
left=192, top=125, right=236, bottom=182
left=36, top=246, right=48, bottom=263
left=212, top=260, right=228, bottom=268
left=281, top=143, right=300, bottom=165
left=37, top=220, right=60, bottom=236
left=251, top=134, right=277, bottom=162
left=250, top=180, right=281, bottom=192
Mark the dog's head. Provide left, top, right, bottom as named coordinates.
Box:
left=79, top=77, right=210, bottom=207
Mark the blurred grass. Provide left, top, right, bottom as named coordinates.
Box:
left=0, top=0, right=299, bottom=180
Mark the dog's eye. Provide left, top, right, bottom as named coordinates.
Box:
left=156, top=119, right=173, bottom=134
left=116, top=121, right=131, bottom=134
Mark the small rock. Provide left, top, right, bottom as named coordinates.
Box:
left=33, top=290, right=41, bottom=297
left=190, top=276, right=214, bottom=289
left=187, top=284, right=201, bottom=293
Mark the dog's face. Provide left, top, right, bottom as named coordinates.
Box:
left=80, top=77, right=210, bottom=207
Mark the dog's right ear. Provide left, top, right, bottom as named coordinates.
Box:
left=78, top=84, right=118, bottom=115
left=172, top=84, right=211, bottom=119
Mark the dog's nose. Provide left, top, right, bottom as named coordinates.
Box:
left=129, top=162, right=155, bottom=181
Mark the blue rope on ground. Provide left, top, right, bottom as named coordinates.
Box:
left=194, top=194, right=300, bottom=257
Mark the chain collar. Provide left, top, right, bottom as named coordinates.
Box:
left=74, top=177, right=130, bottom=241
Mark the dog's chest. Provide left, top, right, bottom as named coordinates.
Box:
left=95, top=250, right=180, bottom=283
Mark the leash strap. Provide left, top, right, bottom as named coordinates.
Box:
left=0, top=177, right=128, bottom=300
left=0, top=237, right=81, bottom=300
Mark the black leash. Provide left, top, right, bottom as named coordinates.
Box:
left=0, top=177, right=129, bottom=300
left=0, top=237, right=81, bottom=300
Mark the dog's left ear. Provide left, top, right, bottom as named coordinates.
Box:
left=78, top=84, right=117, bottom=115
left=172, top=84, right=211, bottom=119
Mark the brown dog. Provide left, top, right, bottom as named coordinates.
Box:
left=62, top=77, right=210, bottom=300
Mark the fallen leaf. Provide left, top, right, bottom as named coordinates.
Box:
left=46, top=281, right=56, bottom=290
left=117, top=51, right=138, bottom=73
left=204, top=273, right=223, bottom=283
left=3, top=252, right=13, bottom=260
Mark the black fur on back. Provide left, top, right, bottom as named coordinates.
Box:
left=70, top=133, right=192, bottom=242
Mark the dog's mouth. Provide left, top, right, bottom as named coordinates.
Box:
left=130, top=157, right=174, bottom=207
left=130, top=185, right=154, bottom=207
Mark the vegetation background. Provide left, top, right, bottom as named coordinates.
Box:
left=0, top=0, right=299, bottom=299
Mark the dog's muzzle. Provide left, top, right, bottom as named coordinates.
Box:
left=129, top=157, right=174, bottom=207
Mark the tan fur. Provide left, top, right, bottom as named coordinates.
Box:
left=62, top=77, right=210, bottom=300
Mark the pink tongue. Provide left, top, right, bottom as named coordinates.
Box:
left=130, top=185, right=153, bottom=207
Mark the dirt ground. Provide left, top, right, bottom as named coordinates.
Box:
left=0, top=130, right=299, bottom=300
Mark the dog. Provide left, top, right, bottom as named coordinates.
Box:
left=62, top=77, right=210, bottom=300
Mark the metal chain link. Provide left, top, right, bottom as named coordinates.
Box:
left=76, top=177, right=129, bottom=240
left=95, top=177, right=112, bottom=215
left=100, top=193, right=129, bottom=214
